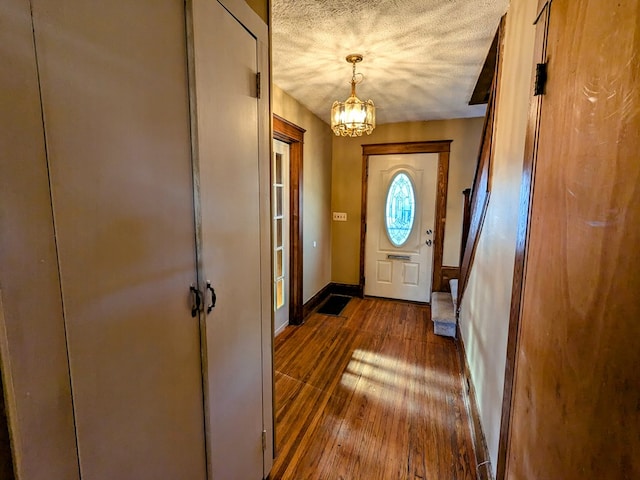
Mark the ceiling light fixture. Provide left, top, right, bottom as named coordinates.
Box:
left=331, top=54, right=376, bottom=137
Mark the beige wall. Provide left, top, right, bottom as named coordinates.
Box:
left=331, top=118, right=484, bottom=285
left=272, top=85, right=333, bottom=302
left=458, top=0, right=536, bottom=475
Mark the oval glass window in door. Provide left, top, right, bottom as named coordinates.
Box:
left=385, top=172, right=416, bottom=246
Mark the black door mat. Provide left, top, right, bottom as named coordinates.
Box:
left=317, top=294, right=352, bottom=316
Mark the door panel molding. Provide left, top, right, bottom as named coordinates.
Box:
left=273, top=114, right=305, bottom=325
left=360, top=141, right=452, bottom=296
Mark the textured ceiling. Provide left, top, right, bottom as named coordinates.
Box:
left=272, top=0, right=509, bottom=125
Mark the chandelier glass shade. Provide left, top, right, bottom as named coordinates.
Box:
left=331, top=54, right=376, bottom=137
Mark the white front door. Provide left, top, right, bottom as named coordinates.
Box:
left=364, top=154, right=439, bottom=302
left=273, top=139, right=290, bottom=335
left=191, top=1, right=268, bottom=478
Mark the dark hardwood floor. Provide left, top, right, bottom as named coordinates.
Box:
left=272, top=296, right=477, bottom=480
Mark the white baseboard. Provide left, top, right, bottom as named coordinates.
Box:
left=274, top=321, right=289, bottom=337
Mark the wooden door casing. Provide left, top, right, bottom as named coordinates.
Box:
left=273, top=114, right=305, bottom=326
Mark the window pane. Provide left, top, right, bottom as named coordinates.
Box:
left=275, top=153, right=283, bottom=184
left=276, top=248, right=283, bottom=278
left=275, top=186, right=283, bottom=217
left=276, top=218, right=282, bottom=247
left=385, top=172, right=415, bottom=246
left=276, top=279, right=285, bottom=309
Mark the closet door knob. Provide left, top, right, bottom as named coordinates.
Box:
left=206, top=281, right=217, bottom=314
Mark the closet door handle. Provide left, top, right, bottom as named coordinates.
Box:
left=206, top=281, right=217, bottom=314
left=190, top=285, right=202, bottom=317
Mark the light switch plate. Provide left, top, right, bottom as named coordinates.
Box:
left=332, top=212, right=347, bottom=221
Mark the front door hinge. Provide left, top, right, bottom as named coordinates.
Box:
left=256, top=72, right=261, bottom=99
left=262, top=430, right=267, bottom=451
left=534, top=62, right=547, bottom=96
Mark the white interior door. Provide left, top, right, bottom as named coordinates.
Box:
left=364, top=154, right=439, bottom=302
left=191, top=1, right=267, bottom=478
left=31, top=1, right=208, bottom=478
left=273, top=139, right=290, bottom=335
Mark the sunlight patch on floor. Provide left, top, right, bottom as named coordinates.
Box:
left=340, top=348, right=454, bottom=415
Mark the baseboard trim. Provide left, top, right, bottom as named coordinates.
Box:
left=301, top=283, right=332, bottom=320
left=274, top=321, right=289, bottom=337
left=330, top=282, right=362, bottom=297
left=456, top=323, right=494, bottom=480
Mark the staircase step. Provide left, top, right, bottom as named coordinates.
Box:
left=431, top=291, right=456, bottom=338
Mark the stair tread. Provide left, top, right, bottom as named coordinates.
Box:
left=431, top=292, right=456, bottom=324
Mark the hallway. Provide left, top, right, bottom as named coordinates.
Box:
left=272, top=297, right=477, bottom=479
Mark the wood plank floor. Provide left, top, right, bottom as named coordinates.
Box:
left=271, top=296, right=477, bottom=480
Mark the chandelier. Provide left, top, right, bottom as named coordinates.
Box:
left=331, top=54, right=376, bottom=137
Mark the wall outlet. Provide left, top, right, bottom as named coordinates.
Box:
left=333, top=212, right=347, bottom=221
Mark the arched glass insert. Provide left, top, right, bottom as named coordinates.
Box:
left=385, top=172, right=415, bottom=246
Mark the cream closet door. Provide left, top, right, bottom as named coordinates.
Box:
left=364, top=154, right=439, bottom=302
left=30, top=0, right=207, bottom=479
left=190, top=1, right=270, bottom=479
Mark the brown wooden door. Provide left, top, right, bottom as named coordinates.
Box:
left=506, top=0, right=640, bottom=478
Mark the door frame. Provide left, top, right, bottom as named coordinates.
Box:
left=360, top=141, right=452, bottom=296
left=273, top=115, right=305, bottom=325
